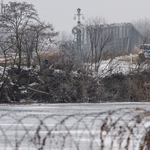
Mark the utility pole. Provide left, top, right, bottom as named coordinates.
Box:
left=77, top=8, right=81, bottom=25
left=73, top=8, right=85, bottom=56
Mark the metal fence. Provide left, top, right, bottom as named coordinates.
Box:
left=0, top=108, right=150, bottom=150
left=72, top=23, right=143, bottom=56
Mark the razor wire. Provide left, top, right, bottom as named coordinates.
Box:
left=0, top=108, right=150, bottom=150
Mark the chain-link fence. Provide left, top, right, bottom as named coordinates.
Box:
left=1, top=108, right=150, bottom=150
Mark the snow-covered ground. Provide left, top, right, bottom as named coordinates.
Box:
left=0, top=53, right=140, bottom=77
left=94, top=54, right=139, bottom=77
left=0, top=103, right=150, bottom=150
left=0, top=54, right=150, bottom=149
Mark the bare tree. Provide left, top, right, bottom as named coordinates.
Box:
left=21, top=27, right=36, bottom=67
left=0, top=34, right=16, bottom=102
left=0, top=2, right=39, bottom=72
left=85, top=17, right=113, bottom=72
left=58, top=31, right=74, bottom=42
left=27, top=22, right=58, bottom=69
left=21, top=22, right=58, bottom=68
left=133, top=18, right=150, bottom=44
left=0, top=2, right=58, bottom=70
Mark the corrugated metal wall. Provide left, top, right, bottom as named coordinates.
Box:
left=72, top=23, right=143, bottom=55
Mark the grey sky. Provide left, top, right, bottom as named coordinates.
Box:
left=4, top=0, right=150, bottom=33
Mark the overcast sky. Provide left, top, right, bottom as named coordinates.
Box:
left=3, top=0, right=150, bottom=33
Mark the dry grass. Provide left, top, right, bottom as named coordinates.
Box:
left=132, top=46, right=139, bottom=55
left=0, top=49, right=139, bottom=67
left=0, top=51, right=59, bottom=67
left=117, top=54, right=138, bottom=64
left=34, top=52, right=59, bottom=65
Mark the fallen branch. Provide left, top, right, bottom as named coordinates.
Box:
left=27, top=87, right=50, bottom=95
